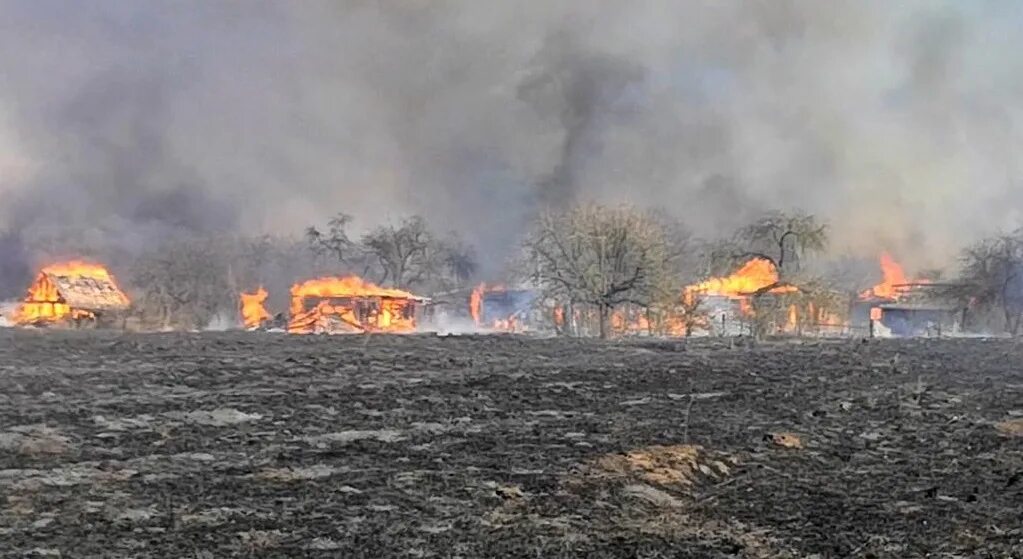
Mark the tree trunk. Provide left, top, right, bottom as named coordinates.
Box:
left=598, top=303, right=610, bottom=340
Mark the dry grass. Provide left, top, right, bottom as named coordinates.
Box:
left=768, top=432, right=804, bottom=449
left=593, top=444, right=733, bottom=487
left=994, top=418, right=1023, bottom=437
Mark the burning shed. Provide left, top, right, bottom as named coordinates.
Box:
left=287, top=276, right=429, bottom=334
left=469, top=283, right=538, bottom=332
left=850, top=252, right=951, bottom=336
left=13, top=261, right=130, bottom=327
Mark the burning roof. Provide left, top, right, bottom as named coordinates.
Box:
left=13, top=261, right=130, bottom=325
left=288, top=275, right=428, bottom=334
left=858, top=252, right=930, bottom=302
left=684, top=258, right=798, bottom=301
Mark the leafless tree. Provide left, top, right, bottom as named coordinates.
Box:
left=360, top=216, right=435, bottom=289
left=129, top=237, right=235, bottom=330
left=306, top=213, right=357, bottom=266
left=307, top=213, right=477, bottom=292
left=523, top=204, right=676, bottom=339
left=945, top=231, right=1023, bottom=334
left=735, top=210, right=828, bottom=280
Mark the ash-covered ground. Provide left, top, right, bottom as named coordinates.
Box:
left=0, top=331, right=1021, bottom=558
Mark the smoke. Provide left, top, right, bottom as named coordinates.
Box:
left=1, top=0, right=1022, bottom=281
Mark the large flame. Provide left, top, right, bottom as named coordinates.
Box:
left=685, top=258, right=796, bottom=300
left=288, top=276, right=421, bottom=334
left=860, top=252, right=914, bottom=300
left=239, top=287, right=271, bottom=329
left=13, top=261, right=128, bottom=325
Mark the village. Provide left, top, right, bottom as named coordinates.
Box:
left=0, top=247, right=968, bottom=339
left=3, top=2, right=1023, bottom=557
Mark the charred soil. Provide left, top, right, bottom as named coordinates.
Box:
left=0, top=331, right=1021, bottom=557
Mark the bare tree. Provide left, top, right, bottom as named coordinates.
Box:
left=438, top=235, right=478, bottom=289
left=306, top=213, right=357, bottom=266
left=523, top=204, right=674, bottom=339
left=360, top=216, right=435, bottom=289
left=947, top=231, right=1023, bottom=334
left=129, top=237, right=234, bottom=330
left=307, top=213, right=477, bottom=292
left=736, top=210, right=828, bottom=279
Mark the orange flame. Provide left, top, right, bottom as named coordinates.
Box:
left=685, top=258, right=796, bottom=300
left=13, top=261, right=128, bottom=325
left=468, top=283, right=519, bottom=331
left=859, top=252, right=918, bottom=300
left=240, top=287, right=271, bottom=329
left=287, top=276, right=422, bottom=334
left=469, top=283, right=484, bottom=326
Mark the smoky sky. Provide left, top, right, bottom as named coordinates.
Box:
left=1, top=0, right=1023, bottom=276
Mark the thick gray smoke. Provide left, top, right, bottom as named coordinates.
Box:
left=1, top=1, right=1022, bottom=285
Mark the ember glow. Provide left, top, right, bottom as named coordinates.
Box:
left=239, top=287, right=271, bottom=330
left=13, top=261, right=129, bottom=325
left=288, top=276, right=422, bottom=334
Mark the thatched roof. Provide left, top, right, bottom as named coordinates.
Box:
left=43, top=271, right=130, bottom=312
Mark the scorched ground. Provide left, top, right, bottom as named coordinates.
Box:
left=0, top=331, right=1021, bottom=557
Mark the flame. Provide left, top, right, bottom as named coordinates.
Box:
left=859, top=252, right=909, bottom=300
left=553, top=306, right=564, bottom=328
left=13, top=261, right=127, bottom=325
left=287, top=276, right=422, bottom=334
left=469, top=283, right=484, bottom=326
left=468, top=283, right=520, bottom=331
left=786, top=304, right=798, bottom=331
left=859, top=252, right=930, bottom=301
left=685, top=258, right=797, bottom=301
left=240, top=287, right=271, bottom=329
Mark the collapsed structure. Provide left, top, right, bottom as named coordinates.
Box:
left=287, top=276, right=429, bottom=334
left=12, top=261, right=130, bottom=327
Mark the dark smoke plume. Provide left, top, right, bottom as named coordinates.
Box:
left=1, top=1, right=1021, bottom=282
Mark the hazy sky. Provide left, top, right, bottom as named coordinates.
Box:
left=1, top=1, right=1022, bottom=273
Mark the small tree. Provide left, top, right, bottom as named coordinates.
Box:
left=360, top=216, right=435, bottom=289
left=129, top=237, right=234, bottom=330
left=948, top=231, right=1023, bottom=334
left=306, top=213, right=358, bottom=265
left=523, top=204, right=674, bottom=339
left=307, top=213, right=477, bottom=292
left=736, top=210, right=828, bottom=280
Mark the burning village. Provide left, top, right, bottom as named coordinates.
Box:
left=2, top=2, right=1023, bottom=558
left=0, top=241, right=988, bottom=340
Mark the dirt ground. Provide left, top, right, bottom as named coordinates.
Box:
left=0, top=330, right=1021, bottom=558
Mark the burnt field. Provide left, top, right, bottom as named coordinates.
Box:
left=0, top=331, right=1021, bottom=558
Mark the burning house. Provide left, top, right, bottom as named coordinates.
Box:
left=469, top=283, right=538, bottom=332
left=11, top=261, right=131, bottom=328
left=851, top=252, right=960, bottom=337
left=287, top=276, right=429, bottom=334
left=683, top=258, right=800, bottom=336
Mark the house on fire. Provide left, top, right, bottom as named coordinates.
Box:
left=851, top=284, right=961, bottom=337
left=13, top=262, right=131, bottom=327
left=469, top=284, right=538, bottom=332
left=287, top=276, right=430, bottom=334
